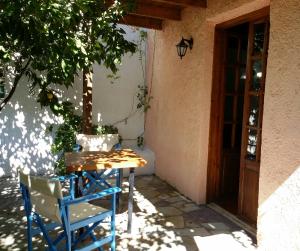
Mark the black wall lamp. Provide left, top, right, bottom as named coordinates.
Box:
left=176, top=37, right=193, bottom=59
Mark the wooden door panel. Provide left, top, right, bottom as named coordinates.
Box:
left=207, top=8, right=270, bottom=227
left=241, top=168, right=259, bottom=222
left=220, top=27, right=248, bottom=203
left=222, top=149, right=240, bottom=196
left=238, top=18, right=269, bottom=224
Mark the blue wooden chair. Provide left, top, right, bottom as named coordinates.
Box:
left=19, top=172, right=120, bottom=251
left=75, top=134, right=123, bottom=199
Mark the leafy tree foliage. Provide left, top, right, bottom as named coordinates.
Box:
left=0, top=0, right=136, bottom=113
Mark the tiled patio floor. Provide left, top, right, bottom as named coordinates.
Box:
left=0, top=175, right=256, bottom=250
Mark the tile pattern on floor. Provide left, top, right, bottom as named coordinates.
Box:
left=0, top=175, right=256, bottom=250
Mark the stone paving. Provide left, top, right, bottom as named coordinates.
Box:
left=0, top=175, right=257, bottom=250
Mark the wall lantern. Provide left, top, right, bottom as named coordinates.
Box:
left=176, top=37, right=193, bottom=59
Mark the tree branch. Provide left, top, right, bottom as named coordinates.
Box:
left=0, top=59, right=31, bottom=112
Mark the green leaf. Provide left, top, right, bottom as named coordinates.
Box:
left=61, top=59, right=66, bottom=72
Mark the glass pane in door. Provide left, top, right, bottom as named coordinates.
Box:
left=223, top=124, right=232, bottom=148
left=251, top=60, right=263, bottom=91
left=246, top=129, right=258, bottom=160
left=239, top=67, right=246, bottom=93
left=227, top=37, right=239, bottom=64
left=224, top=96, right=234, bottom=121
left=240, top=37, right=248, bottom=63
left=226, top=67, right=236, bottom=92
left=235, top=123, right=243, bottom=147
left=253, top=23, right=266, bottom=55
left=237, top=95, right=244, bottom=122
left=248, top=95, right=259, bottom=126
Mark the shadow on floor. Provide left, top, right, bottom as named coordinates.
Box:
left=0, top=175, right=257, bottom=250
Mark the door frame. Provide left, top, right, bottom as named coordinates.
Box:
left=206, top=7, right=270, bottom=206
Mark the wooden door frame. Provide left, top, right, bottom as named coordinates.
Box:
left=206, top=7, right=270, bottom=203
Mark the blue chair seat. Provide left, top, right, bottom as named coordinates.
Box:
left=19, top=172, right=120, bottom=251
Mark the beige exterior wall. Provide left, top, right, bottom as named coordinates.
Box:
left=145, top=0, right=270, bottom=203
left=145, top=0, right=300, bottom=250
left=258, top=0, right=300, bottom=250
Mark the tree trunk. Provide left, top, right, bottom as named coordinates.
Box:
left=82, top=67, right=93, bottom=134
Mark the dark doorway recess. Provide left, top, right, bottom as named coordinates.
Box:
left=218, top=23, right=249, bottom=215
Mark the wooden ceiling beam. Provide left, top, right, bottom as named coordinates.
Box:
left=131, top=2, right=181, bottom=21
left=120, top=14, right=163, bottom=30
left=114, top=0, right=207, bottom=30
left=149, top=0, right=207, bottom=8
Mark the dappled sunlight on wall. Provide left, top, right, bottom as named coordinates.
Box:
left=0, top=76, right=82, bottom=177
left=1, top=94, right=61, bottom=177
left=0, top=26, right=146, bottom=177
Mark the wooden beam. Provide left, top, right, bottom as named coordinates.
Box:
left=131, top=2, right=181, bottom=21
left=150, top=0, right=207, bottom=8
left=120, top=14, right=163, bottom=30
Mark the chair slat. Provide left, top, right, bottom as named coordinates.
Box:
left=76, top=134, right=119, bottom=152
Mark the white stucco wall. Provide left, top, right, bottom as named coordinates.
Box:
left=91, top=28, right=146, bottom=146
left=0, top=26, right=146, bottom=177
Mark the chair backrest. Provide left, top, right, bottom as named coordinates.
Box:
left=76, top=134, right=119, bottom=152
left=19, top=172, right=63, bottom=223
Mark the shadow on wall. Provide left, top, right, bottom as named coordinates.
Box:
left=0, top=79, right=82, bottom=178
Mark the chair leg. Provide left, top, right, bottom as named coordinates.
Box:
left=60, top=205, right=72, bottom=251
left=87, top=229, right=102, bottom=251
left=35, top=215, right=57, bottom=251
left=65, top=231, right=72, bottom=251
left=71, top=230, right=75, bottom=245
left=116, top=169, right=123, bottom=190
left=61, top=218, right=71, bottom=251
left=26, top=215, right=33, bottom=251
left=111, top=238, right=116, bottom=251
left=111, top=194, right=116, bottom=251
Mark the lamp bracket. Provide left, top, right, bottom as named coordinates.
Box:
left=183, top=37, right=193, bottom=50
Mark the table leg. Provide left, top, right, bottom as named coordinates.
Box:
left=75, top=171, right=84, bottom=236
left=74, top=171, right=82, bottom=198
left=127, top=168, right=135, bottom=233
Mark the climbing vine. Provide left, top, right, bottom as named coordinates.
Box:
left=110, top=29, right=153, bottom=148
left=48, top=29, right=152, bottom=174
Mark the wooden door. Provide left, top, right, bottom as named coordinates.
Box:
left=238, top=18, right=269, bottom=224
left=220, top=28, right=248, bottom=205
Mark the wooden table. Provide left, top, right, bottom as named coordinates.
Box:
left=65, top=149, right=147, bottom=233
